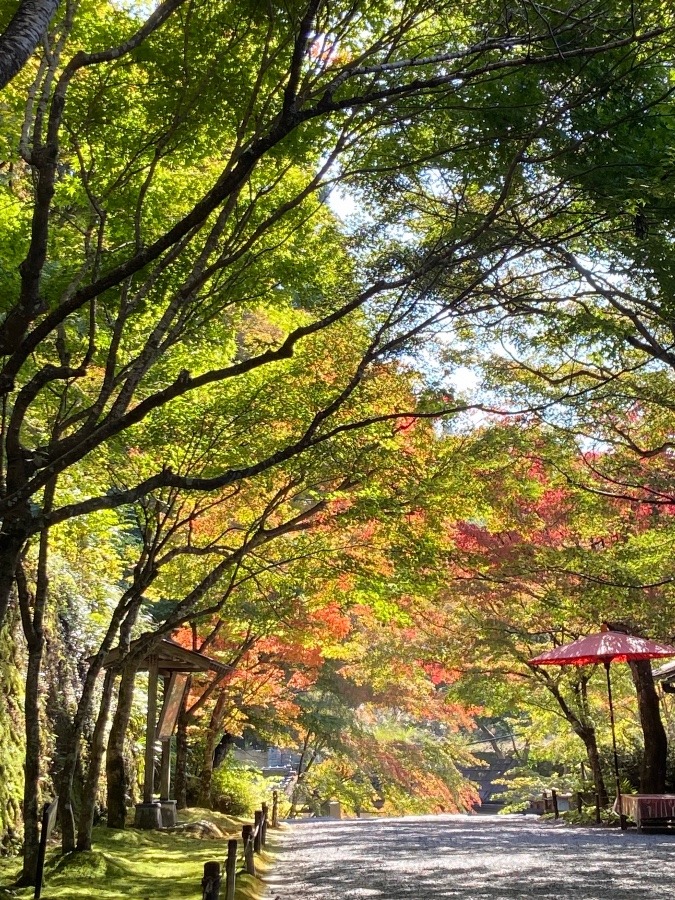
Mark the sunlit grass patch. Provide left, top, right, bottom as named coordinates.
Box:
left=0, top=811, right=276, bottom=900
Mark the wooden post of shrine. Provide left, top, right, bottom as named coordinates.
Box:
left=160, top=737, right=171, bottom=801
left=144, top=659, right=158, bottom=803
left=98, top=636, right=229, bottom=831
left=134, top=657, right=162, bottom=829
left=159, top=674, right=177, bottom=827
left=159, top=736, right=177, bottom=826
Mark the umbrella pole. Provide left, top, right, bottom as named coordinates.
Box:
left=604, top=661, right=627, bottom=831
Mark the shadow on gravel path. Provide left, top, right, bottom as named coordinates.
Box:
left=265, top=814, right=675, bottom=899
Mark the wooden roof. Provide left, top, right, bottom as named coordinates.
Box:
left=100, top=637, right=230, bottom=675
left=654, top=659, right=675, bottom=683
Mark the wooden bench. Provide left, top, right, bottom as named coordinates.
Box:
left=619, top=794, right=675, bottom=832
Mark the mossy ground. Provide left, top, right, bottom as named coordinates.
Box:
left=0, top=809, right=275, bottom=900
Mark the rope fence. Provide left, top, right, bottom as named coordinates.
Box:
left=201, top=791, right=278, bottom=900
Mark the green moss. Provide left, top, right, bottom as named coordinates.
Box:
left=180, top=806, right=245, bottom=834
left=0, top=813, right=276, bottom=900
left=47, top=849, right=130, bottom=880
left=0, top=624, right=24, bottom=846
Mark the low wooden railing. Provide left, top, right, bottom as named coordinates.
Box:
left=542, top=790, right=559, bottom=819
left=201, top=791, right=278, bottom=900
left=541, top=789, right=603, bottom=823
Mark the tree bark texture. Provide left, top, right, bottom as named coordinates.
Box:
left=105, top=664, right=136, bottom=828
left=77, top=668, right=116, bottom=849
left=0, top=0, right=59, bottom=90
left=288, top=736, right=310, bottom=819
left=49, top=673, right=77, bottom=853
left=0, top=527, right=28, bottom=632
left=629, top=659, right=667, bottom=793
left=52, top=594, right=144, bottom=850
left=198, top=726, right=217, bottom=808
left=16, top=479, right=53, bottom=885
left=19, top=644, right=43, bottom=885
left=577, top=724, right=609, bottom=807
left=540, top=673, right=609, bottom=808
left=198, top=693, right=227, bottom=807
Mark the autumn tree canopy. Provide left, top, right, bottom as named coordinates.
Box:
left=3, top=0, right=675, bottom=886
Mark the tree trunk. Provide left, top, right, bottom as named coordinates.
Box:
left=213, top=732, right=233, bottom=769
left=105, top=664, right=136, bottom=829
left=175, top=706, right=188, bottom=810
left=629, top=659, right=667, bottom=793
left=0, top=0, right=59, bottom=91
left=77, top=668, right=116, bottom=849
left=56, top=592, right=145, bottom=850
left=198, top=726, right=217, bottom=808
left=0, top=528, right=25, bottom=630
left=198, top=694, right=227, bottom=807
left=45, top=644, right=79, bottom=854
left=15, top=489, right=52, bottom=886
left=288, top=735, right=310, bottom=819
left=19, top=643, right=43, bottom=885
left=539, top=673, right=609, bottom=808
left=576, top=724, right=609, bottom=807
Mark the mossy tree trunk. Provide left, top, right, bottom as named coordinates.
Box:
left=0, top=622, right=24, bottom=844
left=106, top=664, right=137, bottom=829
left=288, top=736, right=320, bottom=819
left=77, top=668, right=116, bottom=849
left=20, top=640, right=43, bottom=885
left=56, top=592, right=144, bottom=852
left=198, top=693, right=227, bottom=807
left=15, top=478, right=54, bottom=885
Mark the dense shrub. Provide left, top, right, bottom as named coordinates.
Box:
left=210, top=759, right=270, bottom=816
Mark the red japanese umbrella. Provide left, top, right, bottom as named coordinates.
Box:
left=529, top=628, right=675, bottom=829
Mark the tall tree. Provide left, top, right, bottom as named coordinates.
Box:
left=0, top=0, right=668, bottom=628
left=431, top=426, right=675, bottom=799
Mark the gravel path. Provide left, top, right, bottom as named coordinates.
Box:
left=264, top=814, right=675, bottom=899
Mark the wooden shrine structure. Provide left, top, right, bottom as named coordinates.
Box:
left=102, top=637, right=229, bottom=829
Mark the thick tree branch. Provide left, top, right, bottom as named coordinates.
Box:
left=0, top=0, right=59, bottom=91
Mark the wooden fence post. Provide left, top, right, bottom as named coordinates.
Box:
left=595, top=792, right=601, bottom=824
left=242, top=825, right=255, bottom=876
left=261, top=802, right=268, bottom=847
left=576, top=793, right=582, bottom=814
left=551, top=789, right=559, bottom=819
left=224, top=838, right=237, bottom=900
left=272, top=790, right=279, bottom=827
left=202, top=861, right=221, bottom=900
left=254, top=810, right=262, bottom=853
left=542, top=791, right=550, bottom=813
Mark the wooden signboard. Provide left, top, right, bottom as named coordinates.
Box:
left=156, top=672, right=188, bottom=740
